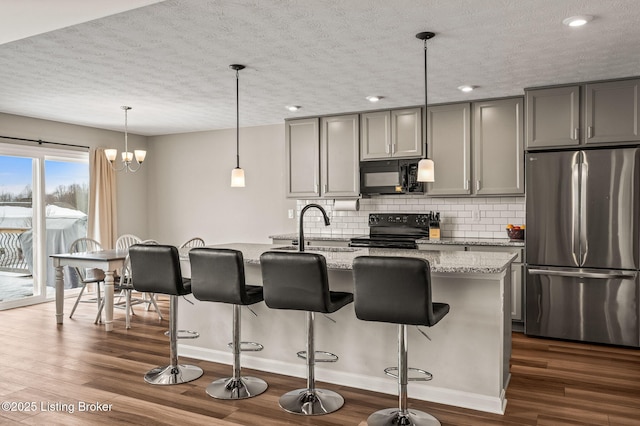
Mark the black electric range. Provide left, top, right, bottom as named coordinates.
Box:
left=349, top=213, right=431, bottom=249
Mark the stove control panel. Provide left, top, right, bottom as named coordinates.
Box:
left=368, top=213, right=432, bottom=229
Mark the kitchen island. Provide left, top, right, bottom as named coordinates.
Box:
left=178, top=243, right=517, bottom=414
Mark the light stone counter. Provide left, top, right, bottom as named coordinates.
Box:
left=178, top=243, right=515, bottom=415
left=417, top=237, right=524, bottom=248
left=196, top=243, right=517, bottom=274
left=269, top=232, right=365, bottom=242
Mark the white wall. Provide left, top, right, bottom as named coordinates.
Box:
left=0, top=112, right=149, bottom=241
left=146, top=123, right=296, bottom=246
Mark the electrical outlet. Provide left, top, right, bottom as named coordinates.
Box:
left=288, top=209, right=294, bottom=219
left=472, top=208, right=481, bottom=222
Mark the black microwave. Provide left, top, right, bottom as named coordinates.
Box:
left=360, top=159, right=424, bottom=195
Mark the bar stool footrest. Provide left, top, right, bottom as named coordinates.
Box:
left=164, top=329, right=200, bottom=339
left=227, top=341, right=264, bottom=352
left=296, top=350, right=338, bottom=362
left=383, top=366, right=433, bottom=381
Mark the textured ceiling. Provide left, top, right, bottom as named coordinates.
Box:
left=1, top=0, right=640, bottom=136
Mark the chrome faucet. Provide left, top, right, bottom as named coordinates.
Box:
left=298, top=204, right=330, bottom=252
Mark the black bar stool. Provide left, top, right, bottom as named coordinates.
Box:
left=129, top=244, right=203, bottom=385
left=352, top=256, right=450, bottom=426
left=260, top=251, right=353, bottom=416
left=189, top=247, right=268, bottom=399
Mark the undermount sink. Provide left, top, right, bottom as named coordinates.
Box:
left=272, top=245, right=361, bottom=253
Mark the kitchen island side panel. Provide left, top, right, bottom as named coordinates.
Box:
left=178, top=264, right=510, bottom=414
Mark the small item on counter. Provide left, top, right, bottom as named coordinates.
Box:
left=429, top=211, right=441, bottom=240
left=505, top=224, right=525, bottom=241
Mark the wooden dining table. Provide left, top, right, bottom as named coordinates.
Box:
left=50, top=249, right=128, bottom=331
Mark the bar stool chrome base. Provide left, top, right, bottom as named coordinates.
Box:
left=206, top=376, right=268, bottom=400
left=144, top=364, right=203, bottom=385
left=367, top=408, right=441, bottom=426
left=279, top=388, right=344, bottom=416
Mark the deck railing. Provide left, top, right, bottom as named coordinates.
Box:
left=0, top=228, right=30, bottom=272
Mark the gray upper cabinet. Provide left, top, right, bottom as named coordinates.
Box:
left=525, top=86, right=580, bottom=149
left=427, top=98, right=524, bottom=196
left=285, top=117, right=320, bottom=198
left=473, top=98, right=524, bottom=195
left=320, top=114, right=360, bottom=198
left=361, top=107, right=423, bottom=160
left=360, top=110, right=391, bottom=160
left=426, top=103, right=471, bottom=196
left=285, top=114, right=359, bottom=199
left=526, top=78, right=640, bottom=149
left=585, top=79, right=640, bottom=144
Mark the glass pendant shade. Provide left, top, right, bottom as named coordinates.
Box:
left=134, top=150, right=147, bottom=163
left=105, top=149, right=118, bottom=162
left=231, top=167, right=245, bottom=187
left=121, top=151, right=134, bottom=162
left=417, top=158, right=435, bottom=182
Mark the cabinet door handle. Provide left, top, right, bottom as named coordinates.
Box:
left=314, top=183, right=319, bottom=194
left=573, top=128, right=579, bottom=140
left=587, top=126, right=593, bottom=139
left=476, top=180, right=481, bottom=191
left=464, top=180, right=469, bottom=190
left=323, top=184, right=327, bottom=193
left=391, top=143, right=396, bottom=154
left=385, top=144, right=390, bottom=154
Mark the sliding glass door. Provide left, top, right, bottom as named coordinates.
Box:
left=0, top=143, right=89, bottom=310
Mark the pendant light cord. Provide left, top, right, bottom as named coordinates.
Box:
left=423, top=38, right=428, bottom=147
left=235, top=69, right=240, bottom=169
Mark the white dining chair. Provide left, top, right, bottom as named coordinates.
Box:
left=179, top=237, right=205, bottom=248
left=68, top=238, right=105, bottom=321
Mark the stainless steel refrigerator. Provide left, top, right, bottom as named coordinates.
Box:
left=525, top=147, right=640, bottom=347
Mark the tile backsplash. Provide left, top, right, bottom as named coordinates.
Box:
left=297, top=195, right=525, bottom=239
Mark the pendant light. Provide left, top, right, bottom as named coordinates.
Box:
left=105, top=106, right=146, bottom=173
left=230, top=64, right=246, bottom=187
left=416, top=31, right=435, bottom=182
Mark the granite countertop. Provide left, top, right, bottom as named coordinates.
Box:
left=187, top=243, right=517, bottom=274
left=270, top=233, right=524, bottom=247
left=417, top=237, right=525, bottom=247
left=269, top=232, right=366, bottom=242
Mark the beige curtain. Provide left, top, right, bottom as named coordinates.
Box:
left=88, top=148, right=117, bottom=249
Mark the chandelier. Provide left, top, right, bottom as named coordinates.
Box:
left=104, top=106, right=146, bottom=173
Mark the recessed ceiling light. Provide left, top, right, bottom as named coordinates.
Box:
left=366, top=96, right=383, bottom=102
left=563, top=15, right=593, bottom=27
left=286, top=105, right=301, bottom=112
left=458, top=85, right=475, bottom=93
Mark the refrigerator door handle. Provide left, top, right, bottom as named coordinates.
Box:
left=580, top=160, right=588, bottom=265
left=571, top=158, right=581, bottom=266
left=528, top=268, right=637, bottom=280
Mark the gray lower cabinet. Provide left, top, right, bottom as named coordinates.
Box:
left=285, top=114, right=359, bottom=199
left=360, top=108, right=423, bottom=160
left=526, top=78, right=640, bottom=149
left=419, top=244, right=524, bottom=321
left=427, top=97, right=524, bottom=196
left=467, top=246, right=523, bottom=321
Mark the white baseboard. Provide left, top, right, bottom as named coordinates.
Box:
left=179, top=344, right=506, bottom=415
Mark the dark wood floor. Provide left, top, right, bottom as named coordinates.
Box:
left=1, top=298, right=639, bottom=425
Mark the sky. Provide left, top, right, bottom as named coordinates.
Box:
left=0, top=155, right=89, bottom=196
